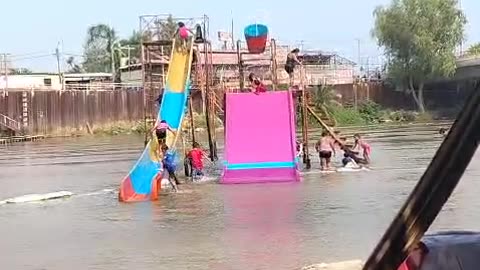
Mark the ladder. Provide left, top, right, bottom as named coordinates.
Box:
left=0, top=113, right=21, bottom=132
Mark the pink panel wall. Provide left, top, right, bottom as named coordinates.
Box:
left=224, top=92, right=296, bottom=164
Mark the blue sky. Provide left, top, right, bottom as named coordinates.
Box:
left=0, top=0, right=478, bottom=72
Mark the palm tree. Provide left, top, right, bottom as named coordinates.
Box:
left=312, top=85, right=341, bottom=126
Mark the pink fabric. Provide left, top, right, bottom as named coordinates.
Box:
left=179, top=27, right=189, bottom=39
left=157, top=122, right=169, bottom=130
left=361, top=141, right=371, bottom=155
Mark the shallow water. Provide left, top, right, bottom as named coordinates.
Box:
left=1, top=123, right=479, bottom=270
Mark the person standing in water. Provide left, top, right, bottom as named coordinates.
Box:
left=315, top=131, right=336, bottom=171
left=162, top=145, right=179, bottom=192
left=352, top=133, right=371, bottom=164
left=187, top=142, right=207, bottom=181
left=285, top=48, right=302, bottom=86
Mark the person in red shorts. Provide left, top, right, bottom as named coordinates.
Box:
left=187, top=142, right=206, bottom=181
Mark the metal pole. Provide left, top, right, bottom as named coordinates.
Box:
left=3, top=54, right=8, bottom=91
left=237, top=40, right=244, bottom=91
left=271, top=39, right=278, bottom=91
left=140, top=17, right=149, bottom=146
left=188, top=94, right=196, bottom=145
left=111, top=42, right=116, bottom=80
left=55, top=43, right=63, bottom=90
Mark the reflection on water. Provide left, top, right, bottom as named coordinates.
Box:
left=1, top=123, right=479, bottom=270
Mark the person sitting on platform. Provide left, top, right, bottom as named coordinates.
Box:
left=248, top=73, right=267, bottom=94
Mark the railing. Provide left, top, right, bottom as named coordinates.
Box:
left=0, top=113, right=21, bottom=131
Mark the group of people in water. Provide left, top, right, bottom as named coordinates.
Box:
left=151, top=119, right=207, bottom=192
left=305, top=130, right=371, bottom=171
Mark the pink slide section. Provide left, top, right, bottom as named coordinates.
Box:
left=221, top=91, right=300, bottom=184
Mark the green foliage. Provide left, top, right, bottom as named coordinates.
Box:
left=466, top=42, right=480, bottom=56
left=66, top=56, right=82, bottom=73
left=330, top=106, right=366, bottom=126
left=82, top=24, right=118, bottom=73
left=373, top=0, right=466, bottom=112
left=153, top=15, right=178, bottom=41
left=82, top=16, right=178, bottom=74
left=358, top=100, right=383, bottom=123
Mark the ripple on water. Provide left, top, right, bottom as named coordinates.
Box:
left=2, top=125, right=479, bottom=270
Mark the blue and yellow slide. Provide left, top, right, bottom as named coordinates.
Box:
left=119, top=38, right=194, bottom=202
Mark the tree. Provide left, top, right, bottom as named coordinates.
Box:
left=82, top=24, right=119, bottom=73
left=119, top=30, right=144, bottom=65
left=466, top=43, right=480, bottom=56
left=66, top=56, right=82, bottom=73
left=153, top=15, right=178, bottom=41
left=373, top=0, right=466, bottom=112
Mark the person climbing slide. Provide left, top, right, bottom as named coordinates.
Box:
left=174, top=22, right=194, bottom=49
left=162, top=145, right=179, bottom=192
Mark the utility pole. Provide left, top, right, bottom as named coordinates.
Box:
left=55, top=43, right=63, bottom=90
left=356, top=38, right=361, bottom=73
left=2, top=53, right=8, bottom=90
left=111, top=42, right=116, bottom=82
left=231, top=11, right=235, bottom=50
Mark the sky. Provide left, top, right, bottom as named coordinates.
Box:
left=0, top=0, right=478, bottom=72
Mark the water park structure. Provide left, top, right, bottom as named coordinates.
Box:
left=118, top=15, right=341, bottom=201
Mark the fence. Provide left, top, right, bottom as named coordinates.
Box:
left=0, top=88, right=144, bottom=135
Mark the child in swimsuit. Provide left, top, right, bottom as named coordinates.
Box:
left=187, top=142, right=206, bottom=181
left=315, top=131, right=336, bottom=171
left=353, top=133, right=371, bottom=164
left=151, top=120, right=175, bottom=146
left=175, top=22, right=194, bottom=49
left=162, top=145, right=179, bottom=192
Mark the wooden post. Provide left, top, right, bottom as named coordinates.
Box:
left=237, top=40, right=244, bottom=91
left=300, top=68, right=311, bottom=169
left=353, top=82, right=358, bottom=110
left=204, top=42, right=217, bottom=161
left=188, top=94, right=196, bottom=145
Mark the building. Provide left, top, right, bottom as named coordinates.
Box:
left=0, top=73, right=113, bottom=91
left=118, top=42, right=356, bottom=88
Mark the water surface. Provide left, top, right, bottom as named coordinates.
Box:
left=1, top=123, right=479, bottom=270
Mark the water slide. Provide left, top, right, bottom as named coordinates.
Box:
left=221, top=91, right=300, bottom=184
left=119, top=39, right=194, bottom=202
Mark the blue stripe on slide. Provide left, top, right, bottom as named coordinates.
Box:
left=226, top=161, right=296, bottom=170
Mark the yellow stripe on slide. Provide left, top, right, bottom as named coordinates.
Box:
left=166, top=43, right=191, bottom=93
